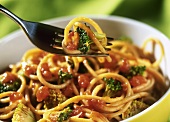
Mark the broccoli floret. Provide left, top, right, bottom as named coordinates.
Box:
left=58, top=70, right=73, bottom=84
left=122, top=100, right=149, bottom=119
left=41, top=107, right=72, bottom=122
left=12, top=103, right=35, bottom=122
left=103, top=77, right=122, bottom=97
left=129, top=66, right=146, bottom=76
left=57, top=107, right=72, bottom=122
left=121, top=65, right=146, bottom=79
left=44, top=89, right=66, bottom=109
left=77, top=27, right=92, bottom=53
left=0, top=73, right=21, bottom=93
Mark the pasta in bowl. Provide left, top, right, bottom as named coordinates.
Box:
left=0, top=16, right=170, bottom=122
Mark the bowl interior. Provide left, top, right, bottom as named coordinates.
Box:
left=0, top=15, right=170, bottom=121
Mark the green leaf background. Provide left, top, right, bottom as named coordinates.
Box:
left=0, top=0, right=170, bottom=39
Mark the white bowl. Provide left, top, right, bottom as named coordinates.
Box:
left=0, top=15, right=170, bottom=122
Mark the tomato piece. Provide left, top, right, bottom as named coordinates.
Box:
left=41, top=63, right=53, bottom=80
left=66, top=42, right=78, bottom=50
left=62, top=85, right=74, bottom=97
left=119, top=59, right=130, bottom=74
left=36, top=86, right=49, bottom=102
left=129, top=75, right=146, bottom=87
left=10, top=92, right=23, bottom=102
left=66, top=32, right=79, bottom=50
left=60, top=67, right=68, bottom=73
left=68, top=31, right=74, bottom=38
left=1, top=72, right=17, bottom=83
left=87, top=99, right=105, bottom=112
left=23, top=64, right=37, bottom=76
left=52, top=54, right=65, bottom=62
left=31, top=52, right=47, bottom=64
left=70, top=106, right=85, bottom=118
left=78, top=74, right=90, bottom=88
left=104, top=54, right=118, bottom=69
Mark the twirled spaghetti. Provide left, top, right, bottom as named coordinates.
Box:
left=0, top=17, right=168, bottom=122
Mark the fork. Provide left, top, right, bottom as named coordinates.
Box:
left=0, top=4, right=112, bottom=57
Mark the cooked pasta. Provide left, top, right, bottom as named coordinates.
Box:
left=0, top=17, right=168, bottom=122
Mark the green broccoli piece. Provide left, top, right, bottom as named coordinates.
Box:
left=44, top=89, right=66, bottom=109
left=122, top=100, right=149, bottom=119
left=129, top=66, right=146, bottom=76
left=58, top=70, right=73, bottom=83
left=76, top=27, right=92, bottom=53
left=0, top=74, right=21, bottom=93
left=57, top=107, right=72, bottom=122
left=103, top=77, right=122, bottom=97
left=121, top=65, right=146, bottom=79
left=12, top=103, right=35, bottom=122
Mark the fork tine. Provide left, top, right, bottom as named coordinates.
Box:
left=49, top=25, right=64, bottom=35
left=54, top=35, right=113, bottom=47
left=54, top=27, right=113, bottom=42
left=74, top=52, right=109, bottom=57
left=54, top=34, right=113, bottom=43
left=55, top=36, right=64, bottom=42
left=45, top=47, right=108, bottom=57
left=52, top=36, right=63, bottom=47
left=107, top=37, right=114, bottom=41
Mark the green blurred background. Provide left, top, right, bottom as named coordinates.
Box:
left=0, top=0, right=170, bottom=38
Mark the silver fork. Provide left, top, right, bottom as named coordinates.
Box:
left=0, top=4, right=112, bottom=57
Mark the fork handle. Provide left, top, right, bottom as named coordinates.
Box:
left=0, top=4, right=25, bottom=29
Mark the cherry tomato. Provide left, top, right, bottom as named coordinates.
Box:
left=66, top=32, right=79, bottom=50
left=52, top=54, right=65, bottom=62
left=87, top=99, right=105, bottom=112
left=119, top=59, right=130, bottom=74
left=70, top=107, right=85, bottom=118
left=36, top=86, right=49, bottom=102
left=104, top=54, right=118, bottom=69
left=129, top=75, right=146, bottom=87
left=68, top=31, right=74, bottom=38
left=10, top=92, right=23, bottom=102
left=62, top=85, right=74, bottom=97
left=23, top=64, right=37, bottom=76
left=1, top=72, right=17, bottom=83
left=78, top=74, right=90, bottom=88
left=41, top=63, right=53, bottom=80
left=60, top=67, right=68, bottom=73
left=31, top=52, right=47, bottom=64
left=66, top=42, right=78, bottom=50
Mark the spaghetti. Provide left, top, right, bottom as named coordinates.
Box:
left=0, top=17, right=168, bottom=122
